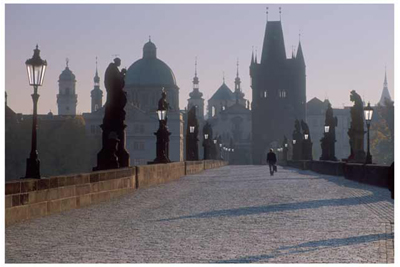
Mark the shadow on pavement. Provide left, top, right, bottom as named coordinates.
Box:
left=214, top=232, right=393, bottom=263
left=157, top=194, right=379, bottom=222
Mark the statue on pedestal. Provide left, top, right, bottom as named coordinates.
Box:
left=347, top=90, right=366, bottom=162
left=93, top=58, right=130, bottom=171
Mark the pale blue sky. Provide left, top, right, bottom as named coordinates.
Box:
left=5, top=4, right=394, bottom=114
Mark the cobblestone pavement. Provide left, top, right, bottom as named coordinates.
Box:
left=5, top=166, right=394, bottom=263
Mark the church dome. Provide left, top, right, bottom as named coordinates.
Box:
left=59, top=67, right=76, bottom=81
left=125, top=40, right=177, bottom=87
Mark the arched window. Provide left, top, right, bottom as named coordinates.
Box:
left=94, top=104, right=99, bottom=111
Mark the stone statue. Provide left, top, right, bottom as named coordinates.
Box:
left=347, top=90, right=366, bottom=162
left=94, top=58, right=130, bottom=171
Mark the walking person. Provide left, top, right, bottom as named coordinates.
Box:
left=266, top=148, right=277, bottom=176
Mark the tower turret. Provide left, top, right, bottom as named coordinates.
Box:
left=187, top=57, right=204, bottom=121
left=57, top=59, right=78, bottom=115
left=91, top=57, right=103, bottom=112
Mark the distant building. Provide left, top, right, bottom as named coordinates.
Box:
left=91, top=59, right=103, bottom=113
left=306, top=97, right=351, bottom=160
left=250, top=18, right=306, bottom=164
left=57, top=60, right=78, bottom=115
left=378, top=69, right=392, bottom=106
left=83, top=39, right=184, bottom=164
left=206, top=62, right=251, bottom=164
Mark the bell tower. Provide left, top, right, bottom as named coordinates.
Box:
left=91, top=57, right=103, bottom=112
left=187, top=57, right=204, bottom=121
left=57, top=59, right=78, bottom=115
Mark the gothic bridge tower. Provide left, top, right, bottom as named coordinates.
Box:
left=250, top=14, right=306, bottom=164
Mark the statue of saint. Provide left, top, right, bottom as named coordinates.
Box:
left=347, top=90, right=366, bottom=162
left=104, top=58, right=127, bottom=126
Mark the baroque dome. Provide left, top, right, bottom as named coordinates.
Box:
left=125, top=40, right=177, bottom=87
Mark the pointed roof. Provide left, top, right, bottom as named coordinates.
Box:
left=210, top=82, right=234, bottom=101
left=261, top=21, right=286, bottom=64
left=379, top=70, right=392, bottom=105
left=296, top=41, right=305, bottom=66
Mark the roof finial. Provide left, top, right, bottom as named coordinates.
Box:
left=279, top=7, right=282, bottom=21
left=149, top=35, right=151, bottom=42
left=223, top=71, right=225, bottom=83
left=299, top=29, right=301, bottom=42
left=66, top=58, right=69, bottom=68
left=95, top=56, right=98, bottom=72
left=236, top=58, right=239, bottom=78
left=255, top=47, right=258, bottom=63
left=195, top=56, right=197, bottom=77
left=266, top=7, right=269, bottom=21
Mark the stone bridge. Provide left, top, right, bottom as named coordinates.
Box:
left=5, top=165, right=394, bottom=263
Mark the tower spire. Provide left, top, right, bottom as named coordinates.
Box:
left=384, top=65, right=388, bottom=86
left=251, top=46, right=255, bottom=65
left=195, top=56, right=197, bottom=78
left=236, top=58, right=239, bottom=78
left=279, top=7, right=282, bottom=21
left=192, top=57, right=199, bottom=91
left=66, top=58, right=69, bottom=68
left=266, top=7, right=269, bottom=21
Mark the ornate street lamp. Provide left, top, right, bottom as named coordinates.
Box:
left=151, top=90, right=171, bottom=164
left=190, top=126, right=195, bottom=133
left=324, top=125, right=330, bottom=133
left=364, top=102, right=374, bottom=164
left=24, top=45, right=47, bottom=179
left=292, top=139, right=296, bottom=145
left=204, top=134, right=209, bottom=140
left=304, top=133, right=309, bottom=140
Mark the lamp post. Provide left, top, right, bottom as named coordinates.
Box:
left=213, top=139, right=217, bottom=159
left=24, top=45, right=47, bottom=179
left=202, top=122, right=212, bottom=160
left=151, top=91, right=171, bottom=164
left=364, top=102, right=374, bottom=164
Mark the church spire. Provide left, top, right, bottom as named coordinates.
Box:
left=296, top=40, right=305, bottom=67
left=192, top=57, right=199, bottom=91
left=189, top=57, right=203, bottom=100
left=234, top=59, right=244, bottom=104
left=94, top=56, right=100, bottom=86
left=251, top=46, right=255, bottom=65
left=379, top=67, right=392, bottom=105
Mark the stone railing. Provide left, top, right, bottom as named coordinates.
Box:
left=5, top=160, right=228, bottom=227
left=286, top=160, right=391, bottom=188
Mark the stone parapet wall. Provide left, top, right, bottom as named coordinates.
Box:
left=287, top=160, right=390, bottom=188
left=5, top=160, right=227, bottom=227
left=204, top=160, right=229, bottom=169
left=185, top=161, right=205, bottom=175
left=136, top=162, right=186, bottom=189
left=5, top=168, right=135, bottom=227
